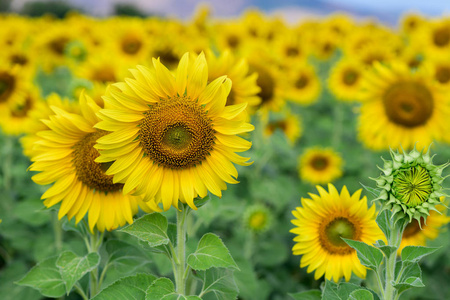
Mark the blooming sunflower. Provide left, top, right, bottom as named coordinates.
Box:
left=290, top=184, right=383, bottom=282
left=0, top=62, right=29, bottom=112
left=264, top=112, right=302, bottom=145
left=328, top=59, right=364, bottom=101
left=358, top=62, right=450, bottom=151
left=95, top=53, right=254, bottom=211
left=282, top=62, right=321, bottom=106
left=29, top=93, right=154, bottom=231
left=298, top=147, right=343, bottom=185
left=398, top=200, right=449, bottom=254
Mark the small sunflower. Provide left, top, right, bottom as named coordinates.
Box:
left=429, top=59, right=450, bottom=87
left=0, top=62, right=29, bottom=112
left=282, top=63, right=321, bottom=106
left=299, top=147, right=343, bottom=185
left=264, top=113, right=302, bottom=145
left=243, top=204, right=273, bottom=234
left=290, top=184, right=383, bottom=282
left=95, top=53, right=254, bottom=211
left=328, top=59, right=364, bottom=101
left=398, top=199, right=449, bottom=254
left=29, top=93, right=154, bottom=232
left=358, top=62, right=450, bottom=151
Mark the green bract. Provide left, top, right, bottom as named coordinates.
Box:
left=373, top=148, right=448, bottom=224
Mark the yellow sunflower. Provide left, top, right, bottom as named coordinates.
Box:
left=95, top=52, right=254, bottom=211
left=358, top=62, right=450, bottom=151
left=298, top=147, right=343, bottom=185
left=282, top=62, right=321, bottom=105
left=291, top=184, right=383, bottom=282
left=29, top=92, right=154, bottom=232
left=0, top=62, right=29, bottom=112
left=264, top=113, right=302, bottom=145
left=429, top=59, right=450, bottom=88
left=422, top=19, right=450, bottom=59
left=398, top=201, right=450, bottom=254
left=328, top=59, right=365, bottom=101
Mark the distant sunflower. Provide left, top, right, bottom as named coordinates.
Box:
left=299, top=147, right=343, bottom=185
left=358, top=62, right=449, bottom=150
left=423, top=19, right=450, bottom=58
left=398, top=201, right=449, bottom=254
left=95, top=53, right=254, bottom=211
left=400, top=13, right=426, bottom=35
left=328, top=59, right=364, bottom=101
left=0, top=63, right=28, bottom=111
left=430, top=59, right=450, bottom=88
left=291, top=184, right=383, bottom=282
left=30, top=93, right=154, bottom=232
left=283, top=63, right=321, bottom=105
left=264, top=113, right=302, bottom=145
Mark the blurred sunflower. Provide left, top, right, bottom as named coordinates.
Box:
left=291, top=184, right=383, bottom=282
left=0, top=62, right=28, bottom=112
left=299, top=147, right=343, bottom=185
left=423, top=19, right=450, bottom=58
left=264, top=113, right=302, bottom=145
left=398, top=201, right=449, bottom=254
left=75, top=50, right=128, bottom=85
left=282, top=63, right=321, bottom=106
left=95, top=53, right=254, bottom=211
left=400, top=13, right=426, bottom=36
left=328, top=59, right=364, bottom=101
left=430, top=59, right=450, bottom=87
left=358, top=62, right=450, bottom=150
left=29, top=93, right=154, bottom=231
left=243, top=204, right=273, bottom=234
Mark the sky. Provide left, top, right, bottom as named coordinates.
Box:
left=9, top=0, right=450, bottom=25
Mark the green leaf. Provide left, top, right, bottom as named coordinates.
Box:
left=342, top=239, right=383, bottom=270
left=377, top=245, right=397, bottom=258
left=321, top=280, right=361, bottom=300
left=194, top=194, right=211, bottom=208
left=289, top=290, right=321, bottom=299
left=360, top=183, right=380, bottom=198
left=145, top=277, right=194, bottom=300
left=397, top=262, right=421, bottom=282
left=92, top=273, right=157, bottom=300
left=187, top=233, right=238, bottom=270
left=105, top=240, right=150, bottom=273
left=392, top=276, right=425, bottom=295
left=16, top=256, right=66, bottom=298
left=119, top=213, right=170, bottom=247
left=56, top=251, right=100, bottom=294
left=375, top=210, right=392, bottom=241
left=349, top=289, right=374, bottom=300
left=401, top=246, right=440, bottom=263
left=197, top=268, right=239, bottom=300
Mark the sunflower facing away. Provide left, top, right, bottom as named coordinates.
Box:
left=30, top=93, right=154, bottom=232
left=298, top=147, right=343, bottom=185
left=358, top=62, right=450, bottom=151
left=290, top=184, right=383, bottom=282
left=95, top=52, right=254, bottom=211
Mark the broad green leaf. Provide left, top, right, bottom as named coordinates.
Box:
left=12, top=200, right=50, bottom=226
left=187, top=233, right=238, bottom=270
left=342, top=239, right=383, bottom=270
left=349, top=289, right=374, bottom=300
left=105, top=240, right=149, bottom=273
left=321, top=280, right=372, bottom=300
left=56, top=251, right=100, bottom=294
left=289, top=290, right=321, bottom=299
left=16, top=256, right=66, bottom=298
left=120, top=213, right=170, bottom=247
left=0, top=260, right=42, bottom=300
left=374, top=240, right=396, bottom=257
left=392, top=276, right=425, bottom=295
left=145, top=277, right=192, bottom=300
left=396, top=262, right=422, bottom=284
left=375, top=210, right=391, bottom=241
left=401, top=246, right=440, bottom=263
left=92, top=273, right=157, bottom=300
left=197, top=268, right=239, bottom=300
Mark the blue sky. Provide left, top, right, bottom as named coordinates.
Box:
left=10, top=0, right=450, bottom=24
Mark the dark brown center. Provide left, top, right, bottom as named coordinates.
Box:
left=0, top=72, right=15, bottom=103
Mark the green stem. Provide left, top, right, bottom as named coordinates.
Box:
left=74, top=283, right=89, bottom=300
left=174, top=204, right=189, bottom=295
left=53, top=212, right=63, bottom=252
left=2, top=136, right=13, bottom=191
left=332, top=101, right=344, bottom=151
left=87, top=228, right=103, bottom=298
left=384, top=221, right=406, bottom=300
left=375, top=267, right=385, bottom=299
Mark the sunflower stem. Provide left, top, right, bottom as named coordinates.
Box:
left=331, top=101, right=344, bottom=151
left=2, top=135, right=14, bottom=192
left=174, top=204, right=190, bottom=295
left=87, top=228, right=103, bottom=298
left=384, top=220, right=406, bottom=300
left=52, top=212, right=63, bottom=252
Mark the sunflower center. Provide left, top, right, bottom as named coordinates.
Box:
left=403, top=218, right=424, bottom=238
left=433, top=27, right=450, bottom=47
left=286, top=46, right=300, bottom=57
left=251, top=64, right=275, bottom=105
left=154, top=49, right=179, bottom=68
left=249, top=212, right=267, bottom=229
left=121, top=36, right=142, bottom=55
left=320, top=216, right=359, bottom=255
left=295, top=75, right=309, bottom=89
left=0, top=72, right=15, bottom=103
left=343, top=69, right=359, bottom=86
left=227, top=34, right=240, bottom=48
left=10, top=54, right=28, bottom=66
left=310, top=155, right=329, bottom=171
left=139, top=96, right=215, bottom=169
left=383, top=81, right=434, bottom=127
left=11, top=96, right=33, bottom=118
left=49, top=37, right=69, bottom=55
left=392, top=166, right=433, bottom=207
left=72, top=130, right=123, bottom=193
left=435, top=66, right=450, bottom=84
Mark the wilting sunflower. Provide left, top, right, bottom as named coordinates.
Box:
left=358, top=62, right=450, bottom=151
left=291, top=184, right=383, bottom=282
left=30, top=93, right=154, bottom=232
left=328, top=59, right=364, bottom=101
left=398, top=200, right=449, bottom=254
left=95, top=53, right=254, bottom=211
left=298, top=147, right=343, bottom=185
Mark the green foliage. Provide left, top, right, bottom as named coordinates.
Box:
left=289, top=290, right=322, bottom=299
left=342, top=239, right=384, bottom=270
left=349, top=289, right=374, bottom=300
left=196, top=268, right=239, bottom=300
left=321, top=280, right=378, bottom=300
left=120, top=213, right=170, bottom=247
left=92, top=273, right=157, bottom=300
left=401, top=246, right=440, bottom=263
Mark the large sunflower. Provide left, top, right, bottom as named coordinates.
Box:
left=95, top=53, right=254, bottom=211
left=298, top=147, right=343, bottom=185
left=358, top=62, right=450, bottom=151
left=30, top=93, right=154, bottom=232
left=290, top=184, right=383, bottom=282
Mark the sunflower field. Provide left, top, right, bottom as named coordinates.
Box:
left=0, top=7, right=450, bottom=300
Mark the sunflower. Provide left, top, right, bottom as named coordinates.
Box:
left=282, top=62, right=321, bottom=106
left=290, top=184, right=383, bottom=282
left=243, top=204, right=273, bottom=234
left=400, top=13, right=426, bottom=36
left=358, top=62, right=450, bottom=151
left=29, top=93, right=154, bottom=231
left=398, top=201, right=449, bottom=254
left=423, top=19, right=450, bottom=58
left=206, top=49, right=261, bottom=113
left=95, top=53, right=254, bottom=211
left=298, top=147, right=343, bottom=185
left=429, top=59, right=450, bottom=88
left=264, top=112, right=302, bottom=145
left=328, top=59, right=364, bottom=101
left=0, top=62, right=29, bottom=112
left=75, top=50, right=128, bottom=85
